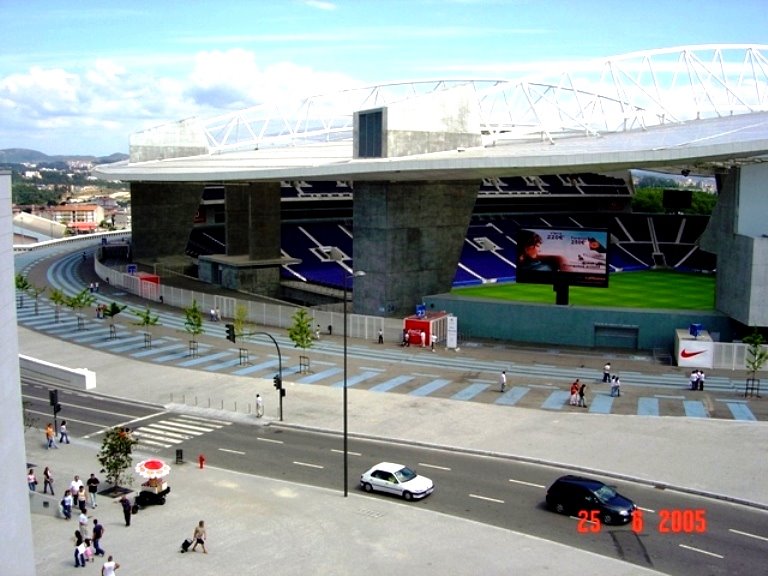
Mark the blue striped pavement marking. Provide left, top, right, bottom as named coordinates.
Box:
left=725, top=402, right=757, bottom=421
left=91, top=335, right=149, bottom=350
left=589, top=393, right=614, bottom=414
left=496, top=386, right=530, bottom=406
left=330, top=371, right=382, bottom=388
left=637, top=398, right=659, bottom=416
left=369, top=375, right=414, bottom=393
left=152, top=348, right=211, bottom=363
left=411, top=378, right=452, bottom=397
left=204, top=357, right=250, bottom=372
left=176, top=351, right=233, bottom=367
left=297, top=367, right=343, bottom=384
left=107, top=338, right=169, bottom=354
left=67, top=329, right=115, bottom=344
left=542, top=390, right=571, bottom=410
left=131, top=343, right=185, bottom=358
left=232, top=359, right=280, bottom=376
left=451, top=383, right=488, bottom=401
left=683, top=400, right=708, bottom=418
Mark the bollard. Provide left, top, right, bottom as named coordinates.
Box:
left=198, top=454, right=205, bottom=469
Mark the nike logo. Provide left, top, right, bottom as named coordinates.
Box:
left=680, top=349, right=706, bottom=358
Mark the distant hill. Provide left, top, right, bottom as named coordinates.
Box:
left=0, top=148, right=128, bottom=165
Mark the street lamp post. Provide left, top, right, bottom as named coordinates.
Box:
left=343, top=270, right=365, bottom=497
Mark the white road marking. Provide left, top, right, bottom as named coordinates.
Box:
left=257, top=437, right=284, bottom=445
left=418, top=463, right=451, bottom=471
left=330, top=449, right=361, bottom=456
left=729, top=528, right=768, bottom=543
left=678, top=544, right=724, bottom=559
left=638, top=506, right=656, bottom=513
left=218, top=448, right=245, bottom=455
left=508, top=478, right=545, bottom=489
left=469, top=493, right=505, bottom=504
left=293, top=461, right=324, bottom=469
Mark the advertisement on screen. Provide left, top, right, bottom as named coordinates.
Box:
left=516, top=228, right=609, bottom=287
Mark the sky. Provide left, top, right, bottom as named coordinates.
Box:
left=1, top=0, right=766, bottom=156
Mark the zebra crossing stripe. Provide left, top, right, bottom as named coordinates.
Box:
left=451, top=383, right=488, bottom=401
left=370, top=375, right=414, bottom=393
left=683, top=400, right=708, bottom=418
left=411, top=378, right=451, bottom=397
left=638, top=397, right=660, bottom=416
left=330, top=371, right=381, bottom=388
left=542, top=390, right=571, bottom=410
left=496, top=386, right=530, bottom=406
left=726, top=402, right=757, bottom=421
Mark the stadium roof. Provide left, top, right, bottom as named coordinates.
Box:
left=96, top=44, right=768, bottom=183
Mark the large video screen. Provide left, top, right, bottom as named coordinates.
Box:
left=516, top=228, right=609, bottom=287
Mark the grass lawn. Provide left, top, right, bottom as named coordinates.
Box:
left=452, top=270, right=716, bottom=310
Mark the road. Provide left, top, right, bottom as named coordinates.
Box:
left=22, top=380, right=768, bottom=575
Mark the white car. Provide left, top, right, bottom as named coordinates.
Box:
left=360, top=462, right=434, bottom=501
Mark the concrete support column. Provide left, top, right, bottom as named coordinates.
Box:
left=700, top=164, right=768, bottom=326
left=247, top=182, right=281, bottom=260
left=353, top=180, right=478, bottom=317
left=130, top=182, right=204, bottom=261
left=224, top=185, right=249, bottom=256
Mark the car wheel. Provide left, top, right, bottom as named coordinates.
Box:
left=362, top=483, right=373, bottom=493
left=603, top=513, right=613, bottom=525
left=402, top=491, right=413, bottom=501
left=554, top=503, right=566, bottom=514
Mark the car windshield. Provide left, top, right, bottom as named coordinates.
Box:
left=593, top=485, right=618, bottom=502
left=394, top=467, right=417, bottom=483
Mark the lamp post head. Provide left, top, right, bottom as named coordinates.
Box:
left=352, top=270, right=366, bottom=278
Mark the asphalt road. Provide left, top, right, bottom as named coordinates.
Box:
left=22, top=380, right=768, bottom=576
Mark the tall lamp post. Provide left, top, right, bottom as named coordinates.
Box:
left=343, top=270, right=365, bottom=497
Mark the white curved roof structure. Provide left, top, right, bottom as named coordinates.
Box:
left=96, top=44, right=768, bottom=182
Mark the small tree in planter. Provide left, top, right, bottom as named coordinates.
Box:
left=29, top=282, right=46, bottom=315
left=14, top=273, right=31, bottom=308
left=184, top=299, right=204, bottom=356
left=133, top=306, right=161, bottom=349
left=288, top=308, right=314, bottom=373
left=743, top=330, right=768, bottom=398
left=65, top=288, right=96, bottom=330
left=97, top=426, right=139, bottom=494
left=49, top=287, right=67, bottom=323
left=103, top=302, right=128, bottom=339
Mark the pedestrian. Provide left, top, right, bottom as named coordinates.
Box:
left=101, top=554, right=120, bottom=575
left=70, top=475, right=84, bottom=497
left=689, top=370, right=698, bottom=391
left=120, top=495, right=132, bottom=527
left=59, top=420, right=70, bottom=444
left=83, top=539, right=95, bottom=563
left=95, top=281, right=100, bottom=293
left=610, top=375, right=621, bottom=397
left=315, top=324, right=321, bottom=340
left=209, top=308, right=216, bottom=321
left=78, top=510, right=90, bottom=538
left=45, top=422, right=57, bottom=449
left=61, top=489, right=73, bottom=519
left=420, top=330, right=426, bottom=348
left=430, top=333, right=437, bottom=352
left=255, top=394, right=264, bottom=418
left=77, top=486, right=88, bottom=514
left=92, top=518, right=105, bottom=557
left=378, top=328, right=383, bottom=344
left=87, top=473, right=100, bottom=508
left=697, top=369, right=705, bottom=391
left=401, top=328, right=409, bottom=347
left=602, top=362, right=611, bottom=383
left=27, top=468, right=38, bottom=491
left=499, top=370, right=507, bottom=393
left=191, top=520, right=208, bottom=553
left=569, top=379, right=580, bottom=405
left=578, top=381, right=588, bottom=408
left=43, top=466, right=54, bottom=495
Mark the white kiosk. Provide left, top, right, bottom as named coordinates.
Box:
left=674, top=324, right=714, bottom=369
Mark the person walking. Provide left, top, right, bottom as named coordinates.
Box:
left=43, top=466, right=54, bottom=495
left=499, top=370, right=507, bottom=393
left=101, top=555, right=120, bottom=575
left=430, top=333, right=437, bottom=352
left=70, top=475, right=84, bottom=497
left=78, top=510, right=90, bottom=538
left=73, top=530, right=85, bottom=568
left=92, top=518, right=105, bottom=557
left=610, top=375, right=621, bottom=397
left=45, top=422, right=57, bottom=449
left=27, top=468, right=38, bottom=491
left=378, top=328, right=384, bottom=344
left=569, top=379, right=580, bottom=405
left=255, top=394, right=264, bottom=418
left=578, top=381, right=588, bottom=408
left=87, top=473, right=100, bottom=508
left=61, top=489, right=73, bottom=520
left=697, top=369, right=706, bottom=391
left=120, top=496, right=132, bottom=527
left=59, top=420, right=71, bottom=444
left=602, top=362, right=611, bottom=383
left=77, top=486, right=88, bottom=514
left=191, top=520, right=208, bottom=553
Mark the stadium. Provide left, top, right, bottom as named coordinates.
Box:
left=95, top=44, right=768, bottom=354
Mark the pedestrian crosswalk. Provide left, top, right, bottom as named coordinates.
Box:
left=15, top=300, right=759, bottom=422
left=133, top=415, right=232, bottom=449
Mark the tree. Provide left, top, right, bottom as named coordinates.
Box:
left=103, top=301, right=128, bottom=338
left=133, top=306, right=160, bottom=349
left=743, top=330, right=768, bottom=397
left=184, top=299, right=204, bottom=343
left=49, top=287, right=67, bottom=323
left=233, top=303, right=249, bottom=341
left=97, top=427, right=139, bottom=490
left=288, top=308, right=314, bottom=351
left=29, top=282, right=47, bottom=315
left=14, top=273, right=31, bottom=308
left=65, top=288, right=96, bottom=330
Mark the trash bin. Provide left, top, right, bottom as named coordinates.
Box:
left=175, top=449, right=183, bottom=464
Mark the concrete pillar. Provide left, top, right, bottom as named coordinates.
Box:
left=247, top=182, right=281, bottom=260
left=130, top=182, right=204, bottom=261
left=700, top=164, right=768, bottom=326
left=353, top=180, right=478, bottom=317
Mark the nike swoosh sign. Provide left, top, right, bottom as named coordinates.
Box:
left=680, top=349, right=706, bottom=358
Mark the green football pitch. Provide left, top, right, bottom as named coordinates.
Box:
left=452, top=270, right=716, bottom=310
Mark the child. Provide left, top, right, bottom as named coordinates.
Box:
left=83, top=539, right=95, bottom=563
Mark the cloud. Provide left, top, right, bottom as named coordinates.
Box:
left=304, top=0, right=337, bottom=10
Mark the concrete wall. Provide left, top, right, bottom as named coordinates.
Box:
left=701, top=165, right=768, bottom=326
left=131, top=182, right=204, bottom=261
left=0, top=170, right=36, bottom=574
left=423, top=293, right=733, bottom=352
left=353, top=181, right=478, bottom=317
left=19, top=354, right=96, bottom=390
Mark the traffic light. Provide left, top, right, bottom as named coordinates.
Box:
left=53, top=403, right=62, bottom=414
left=49, top=389, right=61, bottom=414
left=225, top=323, right=236, bottom=343
left=273, top=374, right=282, bottom=390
